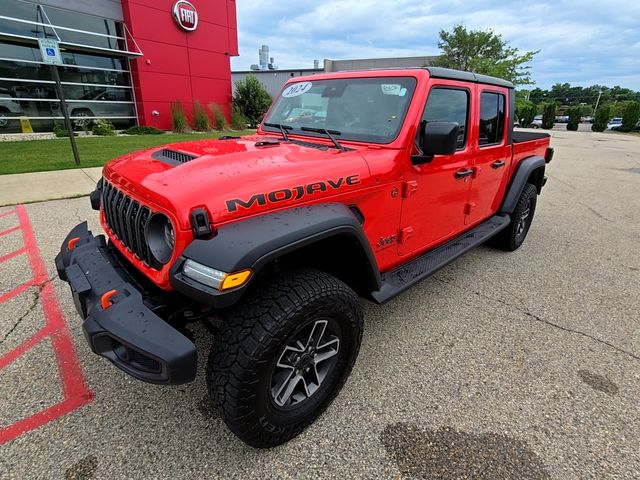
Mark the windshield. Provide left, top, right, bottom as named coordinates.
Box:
left=263, top=76, right=417, bottom=144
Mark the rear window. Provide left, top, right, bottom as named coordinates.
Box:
left=479, top=92, right=506, bottom=146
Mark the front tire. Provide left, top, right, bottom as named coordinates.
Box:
left=207, top=269, right=363, bottom=447
left=493, top=183, right=538, bottom=251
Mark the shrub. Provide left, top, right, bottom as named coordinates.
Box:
left=517, top=102, right=537, bottom=128
left=620, top=101, right=640, bottom=132
left=171, top=101, right=189, bottom=133
left=592, top=104, right=610, bottom=132
left=209, top=103, right=227, bottom=131
left=124, top=125, right=164, bottom=135
left=91, top=119, right=115, bottom=136
left=232, top=75, right=271, bottom=127
left=541, top=102, right=556, bottom=130
left=53, top=122, right=77, bottom=137
left=192, top=101, right=210, bottom=132
left=230, top=105, right=248, bottom=130
left=566, top=106, right=581, bottom=131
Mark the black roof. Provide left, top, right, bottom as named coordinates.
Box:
left=425, top=67, right=514, bottom=89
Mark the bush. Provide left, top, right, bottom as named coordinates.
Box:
left=566, top=106, right=581, bottom=131
left=541, top=102, right=556, bottom=129
left=230, top=105, right=248, bottom=130
left=192, top=101, right=210, bottom=132
left=517, top=102, right=536, bottom=128
left=592, top=104, right=610, bottom=132
left=209, top=103, right=227, bottom=131
left=53, top=122, right=77, bottom=137
left=91, top=119, right=115, bottom=136
left=171, top=101, right=189, bottom=133
left=124, top=125, right=164, bottom=135
left=620, top=101, right=640, bottom=132
left=233, top=75, right=271, bottom=127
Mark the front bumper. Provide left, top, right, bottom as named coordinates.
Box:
left=55, top=222, right=197, bottom=385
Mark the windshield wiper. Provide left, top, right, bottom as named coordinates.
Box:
left=300, top=126, right=346, bottom=152
left=263, top=122, right=292, bottom=142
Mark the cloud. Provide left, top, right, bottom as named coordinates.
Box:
left=231, top=0, right=640, bottom=90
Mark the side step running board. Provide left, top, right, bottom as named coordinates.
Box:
left=371, top=214, right=511, bottom=304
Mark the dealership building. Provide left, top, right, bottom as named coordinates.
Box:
left=0, top=0, right=238, bottom=133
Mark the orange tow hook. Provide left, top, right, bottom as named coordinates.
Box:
left=100, top=290, right=118, bottom=309
left=67, top=237, right=81, bottom=251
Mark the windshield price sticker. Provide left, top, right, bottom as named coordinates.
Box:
left=282, top=82, right=313, bottom=98
left=381, top=84, right=407, bottom=96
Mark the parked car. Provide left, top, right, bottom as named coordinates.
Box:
left=52, top=89, right=132, bottom=119
left=530, top=114, right=543, bottom=128
left=0, top=93, right=24, bottom=128
left=56, top=67, right=553, bottom=448
left=607, top=117, right=623, bottom=130
left=555, top=115, right=569, bottom=123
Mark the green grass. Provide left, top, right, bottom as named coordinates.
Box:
left=0, top=130, right=256, bottom=175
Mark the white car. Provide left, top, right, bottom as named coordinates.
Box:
left=0, top=94, right=23, bottom=128
left=607, top=117, right=623, bottom=130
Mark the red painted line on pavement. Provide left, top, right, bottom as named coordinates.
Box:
left=0, top=327, right=50, bottom=369
left=0, top=209, right=18, bottom=219
left=0, top=279, right=35, bottom=304
left=0, top=226, right=20, bottom=238
left=0, top=205, right=93, bottom=445
left=0, top=247, right=26, bottom=264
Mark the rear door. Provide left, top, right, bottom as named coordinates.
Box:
left=465, top=87, right=512, bottom=225
left=398, top=83, right=474, bottom=255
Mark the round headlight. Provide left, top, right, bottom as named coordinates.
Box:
left=147, top=213, right=175, bottom=266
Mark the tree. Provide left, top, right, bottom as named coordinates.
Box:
left=233, top=75, right=271, bottom=128
left=541, top=102, right=557, bottom=129
left=432, top=24, right=539, bottom=85
left=516, top=99, right=536, bottom=127
left=620, top=101, right=640, bottom=132
left=592, top=104, right=610, bottom=132
left=566, top=106, right=581, bottom=131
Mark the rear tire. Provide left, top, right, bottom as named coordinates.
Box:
left=207, top=269, right=363, bottom=448
left=493, top=183, right=538, bottom=251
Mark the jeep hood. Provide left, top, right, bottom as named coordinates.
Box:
left=103, top=136, right=373, bottom=229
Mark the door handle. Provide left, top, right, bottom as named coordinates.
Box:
left=455, top=168, right=474, bottom=179
left=491, top=160, right=506, bottom=169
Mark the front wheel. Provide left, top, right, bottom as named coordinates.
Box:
left=493, top=183, right=538, bottom=251
left=207, top=269, right=363, bottom=448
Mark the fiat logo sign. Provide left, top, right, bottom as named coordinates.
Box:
left=173, top=0, right=198, bottom=32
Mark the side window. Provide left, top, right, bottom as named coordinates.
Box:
left=421, top=88, right=469, bottom=149
left=479, top=92, right=505, bottom=146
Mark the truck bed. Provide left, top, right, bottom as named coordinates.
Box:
left=513, top=131, right=551, bottom=143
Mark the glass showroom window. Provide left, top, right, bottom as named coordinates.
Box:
left=0, top=0, right=139, bottom=133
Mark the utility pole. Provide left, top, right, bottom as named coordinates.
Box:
left=594, top=88, right=603, bottom=115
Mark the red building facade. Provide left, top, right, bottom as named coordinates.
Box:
left=122, top=0, right=238, bottom=129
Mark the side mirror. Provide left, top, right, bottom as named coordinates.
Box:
left=412, top=121, right=460, bottom=165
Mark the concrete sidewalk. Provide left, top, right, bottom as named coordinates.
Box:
left=0, top=167, right=102, bottom=206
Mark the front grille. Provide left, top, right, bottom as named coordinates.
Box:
left=102, top=181, right=154, bottom=268
left=151, top=148, right=198, bottom=165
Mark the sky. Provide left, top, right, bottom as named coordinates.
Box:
left=230, top=0, right=640, bottom=91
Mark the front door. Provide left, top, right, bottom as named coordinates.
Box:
left=398, top=84, right=474, bottom=256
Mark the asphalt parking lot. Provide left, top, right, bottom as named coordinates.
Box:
left=1, top=129, right=639, bottom=479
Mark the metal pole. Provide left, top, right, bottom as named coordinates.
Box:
left=594, top=89, right=603, bottom=115
left=50, top=64, right=81, bottom=165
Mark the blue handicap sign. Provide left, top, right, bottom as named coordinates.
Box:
left=46, top=48, right=55, bottom=56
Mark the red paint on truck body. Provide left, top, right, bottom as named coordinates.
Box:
left=100, top=69, right=551, bottom=289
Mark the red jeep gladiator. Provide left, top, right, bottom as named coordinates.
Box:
left=56, top=67, right=553, bottom=447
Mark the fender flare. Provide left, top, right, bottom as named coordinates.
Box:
left=170, top=203, right=381, bottom=307
left=500, top=155, right=545, bottom=214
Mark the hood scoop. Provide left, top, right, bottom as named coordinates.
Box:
left=151, top=148, right=199, bottom=166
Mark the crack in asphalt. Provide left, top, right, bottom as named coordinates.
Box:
left=432, top=275, right=640, bottom=362
left=0, top=277, right=54, bottom=346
